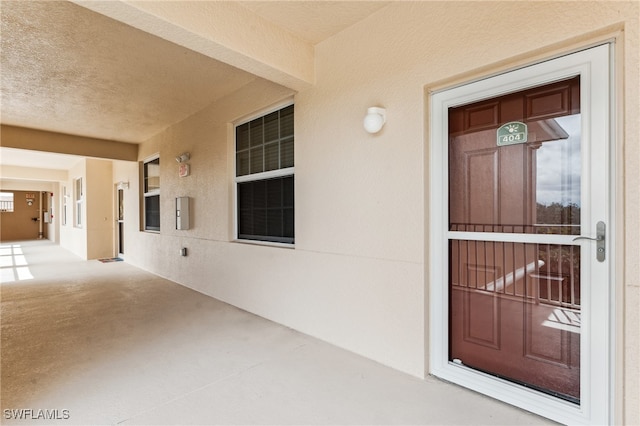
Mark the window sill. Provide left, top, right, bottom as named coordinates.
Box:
left=233, top=239, right=295, bottom=249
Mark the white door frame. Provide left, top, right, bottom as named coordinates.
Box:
left=428, top=44, right=614, bottom=425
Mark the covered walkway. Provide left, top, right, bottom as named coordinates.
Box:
left=1, top=240, right=553, bottom=425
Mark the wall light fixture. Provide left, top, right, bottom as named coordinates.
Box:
left=175, top=152, right=190, bottom=163
left=363, top=107, right=386, bottom=134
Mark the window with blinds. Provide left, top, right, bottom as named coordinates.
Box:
left=235, top=104, right=294, bottom=244
left=143, top=156, right=160, bottom=232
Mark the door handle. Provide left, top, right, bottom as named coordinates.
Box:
left=572, top=235, right=604, bottom=242
left=572, top=221, right=605, bottom=262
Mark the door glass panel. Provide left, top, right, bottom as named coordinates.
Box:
left=449, top=240, right=580, bottom=402
left=449, top=77, right=581, bottom=236
left=534, top=114, right=581, bottom=235
left=118, top=189, right=124, bottom=221
left=117, top=189, right=124, bottom=254
left=118, top=222, right=124, bottom=254
left=448, top=77, right=582, bottom=403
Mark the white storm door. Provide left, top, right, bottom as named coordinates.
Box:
left=429, top=44, right=613, bottom=425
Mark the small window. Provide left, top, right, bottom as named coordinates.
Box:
left=235, top=104, right=294, bottom=244
left=143, top=156, right=160, bottom=232
left=0, top=192, right=14, bottom=212
left=74, top=178, right=83, bottom=227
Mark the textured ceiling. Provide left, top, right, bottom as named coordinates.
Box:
left=0, top=0, right=256, bottom=144
left=0, top=0, right=388, bottom=170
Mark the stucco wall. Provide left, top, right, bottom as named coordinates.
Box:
left=60, top=161, right=88, bottom=259
left=303, top=3, right=638, bottom=423
left=116, top=1, right=638, bottom=423
left=86, top=159, right=114, bottom=259
left=54, top=159, right=116, bottom=259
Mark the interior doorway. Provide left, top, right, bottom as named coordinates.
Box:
left=0, top=191, right=41, bottom=241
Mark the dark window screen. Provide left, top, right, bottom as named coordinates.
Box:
left=238, top=176, right=294, bottom=243
left=145, top=195, right=160, bottom=231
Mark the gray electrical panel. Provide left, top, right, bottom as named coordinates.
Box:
left=176, top=197, right=190, bottom=230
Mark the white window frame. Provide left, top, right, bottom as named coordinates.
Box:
left=0, top=192, right=14, bottom=212
left=233, top=101, right=295, bottom=246
left=142, top=154, right=160, bottom=232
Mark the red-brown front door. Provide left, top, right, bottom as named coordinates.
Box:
left=448, top=77, right=582, bottom=402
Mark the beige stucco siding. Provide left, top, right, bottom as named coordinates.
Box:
left=108, top=1, right=640, bottom=424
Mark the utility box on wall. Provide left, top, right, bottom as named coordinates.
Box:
left=176, top=197, right=190, bottom=230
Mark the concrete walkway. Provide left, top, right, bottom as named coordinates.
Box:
left=1, top=240, right=555, bottom=425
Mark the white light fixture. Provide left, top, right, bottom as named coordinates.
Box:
left=363, top=107, right=386, bottom=134
left=175, top=152, right=190, bottom=163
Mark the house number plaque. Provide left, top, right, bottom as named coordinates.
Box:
left=497, top=121, right=528, bottom=146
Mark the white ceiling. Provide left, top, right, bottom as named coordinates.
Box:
left=0, top=147, right=83, bottom=171
left=0, top=0, right=388, bottom=171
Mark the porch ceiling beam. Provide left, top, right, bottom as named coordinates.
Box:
left=1, top=125, right=138, bottom=162
left=0, top=165, right=68, bottom=183
left=71, top=0, right=315, bottom=91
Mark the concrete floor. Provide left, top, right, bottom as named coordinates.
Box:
left=0, top=240, right=556, bottom=425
